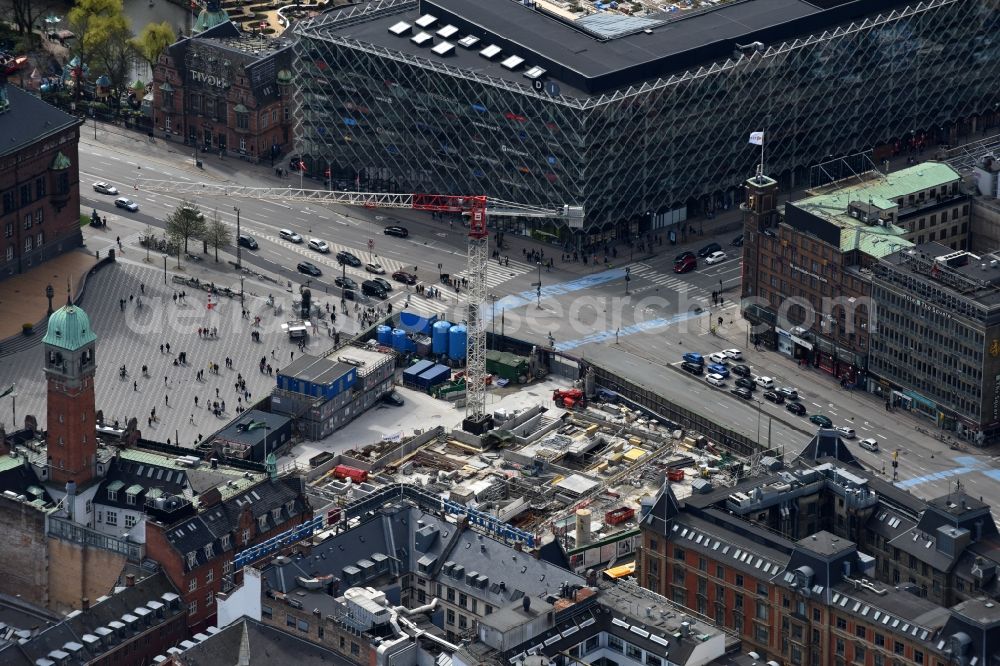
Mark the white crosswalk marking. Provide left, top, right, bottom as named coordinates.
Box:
left=263, top=234, right=411, bottom=281
left=454, top=258, right=535, bottom=291
left=629, top=264, right=709, bottom=297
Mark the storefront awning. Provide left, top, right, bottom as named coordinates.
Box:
left=791, top=335, right=813, bottom=350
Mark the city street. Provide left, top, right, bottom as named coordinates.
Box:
left=12, top=124, right=996, bottom=507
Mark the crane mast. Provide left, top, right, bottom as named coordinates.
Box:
left=134, top=179, right=581, bottom=434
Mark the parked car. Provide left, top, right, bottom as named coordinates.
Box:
left=697, top=242, right=722, bottom=258
left=707, top=363, right=729, bottom=378
left=362, top=279, right=388, bottom=299
left=674, top=255, right=697, bottom=273
left=754, top=376, right=775, bottom=389
left=365, top=262, right=386, bottom=274
left=735, top=377, right=756, bottom=391
left=384, top=225, right=409, bottom=238
left=392, top=270, right=417, bottom=284
left=382, top=391, right=405, bottom=407
left=730, top=387, right=753, bottom=400
left=114, top=197, right=139, bottom=212
left=238, top=234, right=258, bottom=250
left=731, top=234, right=744, bottom=247
left=297, top=261, right=322, bottom=277
left=708, top=351, right=729, bottom=365
left=786, top=401, right=807, bottom=416
left=179, top=204, right=205, bottom=221
left=683, top=352, right=704, bottom=365
left=681, top=361, right=704, bottom=375
left=731, top=364, right=751, bottom=378
left=674, top=251, right=695, bottom=264
left=334, top=276, right=358, bottom=290
left=859, top=438, right=880, bottom=452
left=336, top=251, right=362, bottom=267
left=705, top=372, right=726, bottom=387
left=93, top=181, right=118, bottom=195
left=723, top=349, right=743, bottom=361
left=280, top=229, right=303, bottom=243
left=371, top=277, right=393, bottom=292
left=705, top=251, right=727, bottom=265
left=777, top=387, right=799, bottom=401
left=308, top=238, right=330, bottom=253
left=763, top=390, right=785, bottom=404
left=810, top=414, right=834, bottom=428
left=836, top=426, right=856, bottom=439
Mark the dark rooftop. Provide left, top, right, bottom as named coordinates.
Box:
left=309, top=0, right=913, bottom=95
left=0, top=84, right=80, bottom=157
left=797, top=530, right=855, bottom=558
left=174, top=617, right=355, bottom=665
left=880, top=242, right=1000, bottom=308
left=277, top=354, right=354, bottom=384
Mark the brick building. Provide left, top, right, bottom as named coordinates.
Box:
left=143, top=473, right=312, bottom=631
left=152, top=21, right=294, bottom=162
left=741, top=162, right=968, bottom=385
left=639, top=433, right=1000, bottom=666
left=0, top=81, right=83, bottom=281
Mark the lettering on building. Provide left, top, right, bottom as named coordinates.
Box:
left=190, top=70, right=228, bottom=88
left=790, top=263, right=829, bottom=284
left=501, top=145, right=530, bottom=158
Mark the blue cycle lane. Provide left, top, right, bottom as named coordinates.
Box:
left=490, top=266, right=628, bottom=313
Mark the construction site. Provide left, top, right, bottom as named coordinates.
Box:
left=296, top=370, right=781, bottom=577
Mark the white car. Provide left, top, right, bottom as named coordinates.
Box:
left=708, top=352, right=729, bottom=365
left=705, top=251, right=727, bottom=265
left=114, top=197, right=139, bottom=212
left=706, top=373, right=726, bottom=387
left=836, top=426, right=856, bottom=439
left=92, top=181, right=119, bottom=195
left=280, top=229, right=303, bottom=243
left=308, top=238, right=330, bottom=253
left=754, top=376, right=775, bottom=389
left=859, top=438, right=879, bottom=452
left=723, top=348, right=743, bottom=361
left=365, top=262, right=386, bottom=274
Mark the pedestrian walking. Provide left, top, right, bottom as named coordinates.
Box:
left=164, top=375, right=168, bottom=386
left=195, top=396, right=199, bottom=407
left=165, top=395, right=169, bottom=406
left=140, top=283, right=145, bottom=295
left=166, top=342, right=171, bottom=353
left=160, top=344, right=164, bottom=354
left=133, top=380, right=138, bottom=391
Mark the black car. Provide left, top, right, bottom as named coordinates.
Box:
left=730, top=387, right=753, bottom=400
left=674, top=251, right=695, bottom=264
left=730, top=364, right=751, bottom=378
left=384, top=225, right=409, bottom=238
left=238, top=234, right=258, bottom=250
left=382, top=391, right=405, bottom=407
left=297, top=261, right=322, bottom=277
left=763, top=390, right=785, bottom=404
left=731, top=234, right=744, bottom=247
left=371, top=277, right=393, bottom=292
left=681, top=361, right=704, bottom=376
left=341, top=289, right=370, bottom=303
left=697, top=242, right=722, bottom=258
left=336, top=251, right=362, bottom=267
left=392, top=270, right=417, bottom=284
left=334, top=276, right=358, bottom=290
left=735, top=377, right=756, bottom=391
left=786, top=401, right=807, bottom=416
left=362, top=279, right=388, bottom=299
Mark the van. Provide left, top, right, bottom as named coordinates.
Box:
left=362, top=280, right=388, bottom=300
left=859, top=438, right=879, bottom=452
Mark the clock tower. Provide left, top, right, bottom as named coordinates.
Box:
left=42, top=302, right=98, bottom=487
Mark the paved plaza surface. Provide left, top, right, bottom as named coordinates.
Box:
left=0, top=255, right=349, bottom=448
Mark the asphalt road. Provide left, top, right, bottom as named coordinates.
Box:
left=74, top=132, right=1000, bottom=508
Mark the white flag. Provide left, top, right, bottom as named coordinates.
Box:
left=749, top=131, right=764, bottom=146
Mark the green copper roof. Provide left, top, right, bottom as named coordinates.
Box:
left=277, top=69, right=293, bottom=84
left=50, top=151, right=71, bottom=170
left=194, top=7, right=229, bottom=33
left=42, top=304, right=97, bottom=351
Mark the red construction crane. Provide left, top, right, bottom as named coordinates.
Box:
left=134, top=179, right=582, bottom=432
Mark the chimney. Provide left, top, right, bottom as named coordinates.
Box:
left=125, top=574, right=135, bottom=588
left=82, top=597, right=90, bottom=610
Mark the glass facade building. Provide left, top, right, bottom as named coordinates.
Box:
left=293, top=0, right=1000, bottom=236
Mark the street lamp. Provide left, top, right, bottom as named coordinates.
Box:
left=233, top=206, right=242, bottom=270
left=163, top=254, right=168, bottom=284
left=341, top=260, right=348, bottom=313
left=45, top=284, right=54, bottom=315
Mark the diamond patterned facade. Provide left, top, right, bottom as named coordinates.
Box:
left=292, top=0, right=1000, bottom=238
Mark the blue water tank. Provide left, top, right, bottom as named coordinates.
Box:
left=392, top=328, right=409, bottom=352
left=432, top=320, right=452, bottom=355
left=448, top=324, right=467, bottom=360
left=377, top=325, right=392, bottom=346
